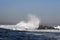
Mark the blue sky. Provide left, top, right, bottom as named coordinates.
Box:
left=0, top=0, right=60, bottom=25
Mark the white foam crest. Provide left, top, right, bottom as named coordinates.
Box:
left=16, top=14, right=40, bottom=30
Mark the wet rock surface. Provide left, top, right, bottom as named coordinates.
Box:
left=0, top=28, right=60, bottom=40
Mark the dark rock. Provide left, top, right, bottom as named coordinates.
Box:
left=38, top=25, right=55, bottom=29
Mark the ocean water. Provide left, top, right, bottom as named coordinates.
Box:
left=0, top=29, right=60, bottom=40
left=0, top=25, right=60, bottom=40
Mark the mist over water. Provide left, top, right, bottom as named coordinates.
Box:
left=16, top=14, right=40, bottom=30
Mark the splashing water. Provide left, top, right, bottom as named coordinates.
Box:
left=16, top=14, right=40, bottom=30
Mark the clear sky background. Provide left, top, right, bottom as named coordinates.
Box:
left=0, top=0, right=60, bottom=25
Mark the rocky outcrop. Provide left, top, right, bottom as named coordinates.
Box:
left=38, top=25, right=55, bottom=29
